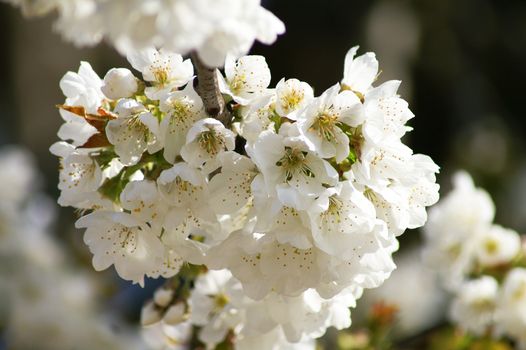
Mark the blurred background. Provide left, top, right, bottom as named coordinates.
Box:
left=1, top=0, right=526, bottom=348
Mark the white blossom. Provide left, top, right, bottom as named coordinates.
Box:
left=156, top=163, right=220, bottom=253
left=57, top=61, right=103, bottom=146
left=308, top=181, right=380, bottom=259
left=218, top=55, right=272, bottom=105
left=159, top=82, right=206, bottom=164
left=450, top=276, right=498, bottom=335
left=275, top=78, right=314, bottom=118
left=361, top=80, right=414, bottom=144
left=294, top=84, right=364, bottom=162
left=248, top=127, right=338, bottom=207
left=475, top=225, right=521, bottom=268
left=106, top=98, right=162, bottom=165
left=495, top=268, right=526, bottom=347
left=180, top=118, right=236, bottom=173
left=55, top=148, right=102, bottom=207
left=252, top=182, right=313, bottom=250
left=142, top=321, right=192, bottom=350
left=120, top=179, right=168, bottom=231
left=60, top=61, right=104, bottom=114
left=50, top=142, right=117, bottom=210
left=157, top=0, right=285, bottom=67
left=154, top=288, right=175, bottom=309
left=76, top=211, right=165, bottom=286
left=54, top=0, right=103, bottom=46
left=127, top=48, right=193, bottom=99
left=237, top=94, right=276, bottom=145
left=101, top=68, right=139, bottom=100
left=423, top=171, right=497, bottom=288
left=342, top=46, right=378, bottom=96
left=208, top=151, right=258, bottom=216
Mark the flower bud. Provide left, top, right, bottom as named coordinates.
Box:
left=141, top=301, right=162, bottom=326
left=153, top=288, right=174, bottom=308
left=102, top=68, right=138, bottom=100
left=163, top=303, right=187, bottom=325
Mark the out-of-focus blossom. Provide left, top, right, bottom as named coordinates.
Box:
left=3, top=0, right=285, bottom=67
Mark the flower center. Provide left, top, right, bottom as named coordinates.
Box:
left=484, top=239, right=499, bottom=255
left=153, top=67, right=170, bottom=85
left=118, top=226, right=138, bottom=253
left=311, top=113, right=339, bottom=141
left=169, top=101, right=192, bottom=126
left=281, top=90, right=303, bottom=112
left=230, top=73, right=247, bottom=94
left=327, top=195, right=343, bottom=216
left=364, top=188, right=377, bottom=202
left=198, top=130, right=224, bottom=155
left=214, top=293, right=230, bottom=310
left=175, top=176, right=191, bottom=192
left=321, top=195, right=343, bottom=224
left=126, top=115, right=147, bottom=132
left=472, top=297, right=495, bottom=312
left=276, top=147, right=312, bottom=181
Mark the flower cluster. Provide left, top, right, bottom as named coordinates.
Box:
left=3, top=0, right=284, bottom=67
left=423, top=172, right=526, bottom=346
left=51, top=45, right=439, bottom=347
left=142, top=269, right=336, bottom=349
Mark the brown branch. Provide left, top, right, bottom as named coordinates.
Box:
left=191, top=52, right=231, bottom=127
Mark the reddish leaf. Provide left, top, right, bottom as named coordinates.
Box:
left=81, top=132, right=111, bottom=148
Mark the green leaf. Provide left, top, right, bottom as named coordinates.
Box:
left=347, top=148, right=357, bottom=165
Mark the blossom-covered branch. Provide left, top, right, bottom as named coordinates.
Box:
left=50, top=44, right=440, bottom=348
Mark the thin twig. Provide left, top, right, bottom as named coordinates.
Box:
left=190, top=52, right=231, bottom=127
